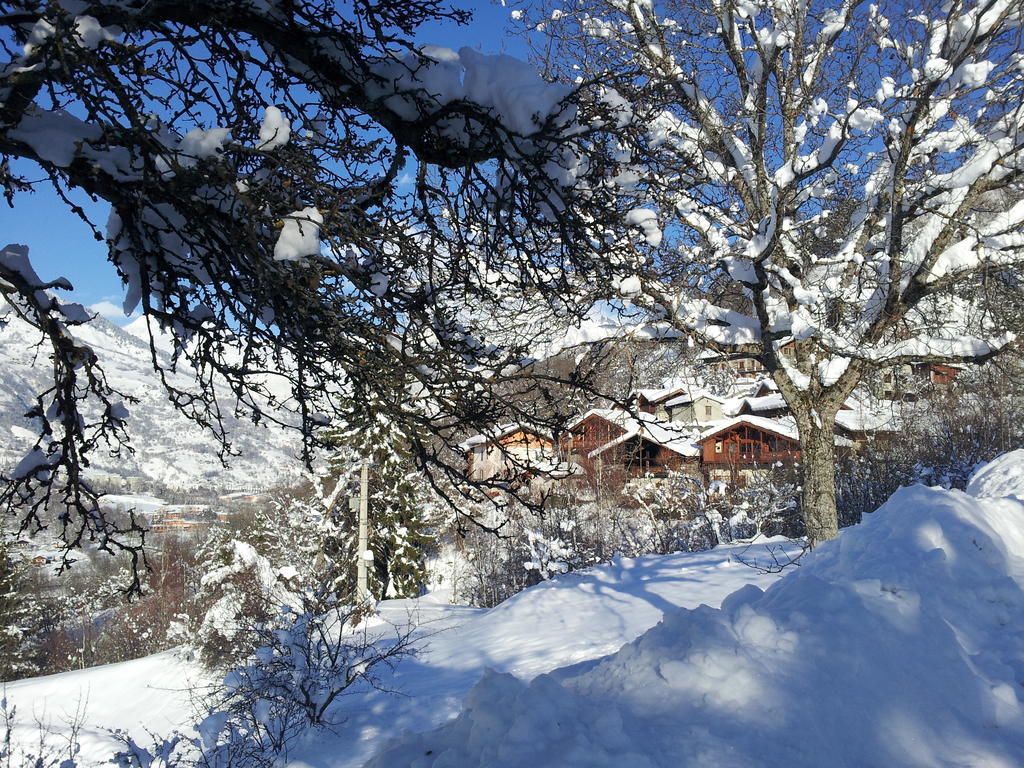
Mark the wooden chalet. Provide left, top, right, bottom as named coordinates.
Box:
left=561, top=409, right=700, bottom=478
left=663, top=391, right=726, bottom=425
left=633, top=386, right=691, bottom=417
left=833, top=407, right=900, bottom=445
left=459, top=424, right=554, bottom=483
left=630, top=385, right=728, bottom=425
left=698, top=343, right=798, bottom=377
left=735, top=393, right=790, bottom=419
left=698, top=416, right=801, bottom=470
left=925, top=363, right=960, bottom=385
left=463, top=368, right=909, bottom=491
left=879, top=362, right=962, bottom=400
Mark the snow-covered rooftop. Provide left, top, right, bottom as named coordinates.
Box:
left=662, top=390, right=726, bottom=408
left=697, top=414, right=800, bottom=442
left=736, top=392, right=789, bottom=414
left=569, top=408, right=701, bottom=458
left=834, top=406, right=901, bottom=434
left=457, top=423, right=549, bottom=452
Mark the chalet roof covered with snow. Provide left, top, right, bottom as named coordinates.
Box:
left=634, top=385, right=689, bottom=404
left=662, top=389, right=727, bottom=407
left=457, top=423, right=549, bottom=452
left=834, top=406, right=901, bottom=434
left=697, top=415, right=800, bottom=443
left=698, top=415, right=859, bottom=447
left=725, top=392, right=789, bottom=416
left=568, top=408, right=701, bottom=458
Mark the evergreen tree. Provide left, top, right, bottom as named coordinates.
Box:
left=0, top=532, right=42, bottom=681
left=326, top=395, right=436, bottom=600
left=0, top=532, right=26, bottom=681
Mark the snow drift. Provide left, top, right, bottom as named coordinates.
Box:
left=368, top=466, right=1024, bottom=767
left=967, top=449, right=1024, bottom=499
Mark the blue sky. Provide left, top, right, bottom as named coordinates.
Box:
left=1, top=1, right=529, bottom=323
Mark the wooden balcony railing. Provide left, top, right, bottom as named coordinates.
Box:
left=703, top=450, right=800, bottom=465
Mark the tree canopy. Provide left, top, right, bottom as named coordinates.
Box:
left=532, top=0, right=1024, bottom=543
left=5, top=0, right=1024, bottom=570
left=0, top=0, right=624, bottom=587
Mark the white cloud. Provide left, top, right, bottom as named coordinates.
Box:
left=88, top=300, right=139, bottom=322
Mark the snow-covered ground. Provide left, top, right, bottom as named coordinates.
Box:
left=371, top=451, right=1024, bottom=768
left=2, top=540, right=795, bottom=767
left=8, top=450, right=1024, bottom=767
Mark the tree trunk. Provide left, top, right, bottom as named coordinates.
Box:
left=795, top=409, right=840, bottom=547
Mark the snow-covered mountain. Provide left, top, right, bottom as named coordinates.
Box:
left=0, top=304, right=303, bottom=492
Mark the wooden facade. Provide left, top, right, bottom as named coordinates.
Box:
left=562, top=413, right=697, bottom=478
left=466, top=374, right=904, bottom=491
left=465, top=428, right=553, bottom=482
left=700, top=343, right=797, bottom=376
left=923, top=363, right=959, bottom=385
left=880, top=362, right=961, bottom=399
left=635, top=388, right=688, bottom=415
left=562, top=413, right=627, bottom=457
left=700, top=422, right=800, bottom=466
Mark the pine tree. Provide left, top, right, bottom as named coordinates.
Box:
left=326, top=396, right=435, bottom=600
left=369, top=460, right=435, bottom=599
left=0, top=532, right=36, bottom=681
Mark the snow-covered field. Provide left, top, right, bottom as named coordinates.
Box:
left=3, top=540, right=794, bottom=766
left=7, top=451, right=1024, bottom=767
left=372, top=451, right=1024, bottom=768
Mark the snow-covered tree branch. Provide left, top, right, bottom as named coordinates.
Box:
left=0, top=0, right=628, bottom=589
left=534, top=0, right=1024, bottom=544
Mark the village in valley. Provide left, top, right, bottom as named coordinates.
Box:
left=460, top=349, right=957, bottom=495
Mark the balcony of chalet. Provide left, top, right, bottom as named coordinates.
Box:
left=699, top=418, right=801, bottom=467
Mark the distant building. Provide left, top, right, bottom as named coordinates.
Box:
left=664, top=392, right=726, bottom=425
left=148, top=508, right=209, bottom=534
left=560, top=409, right=701, bottom=479
left=879, top=362, right=961, bottom=400
left=458, top=424, right=555, bottom=483
left=697, top=416, right=802, bottom=483
left=461, top=351, right=912, bottom=494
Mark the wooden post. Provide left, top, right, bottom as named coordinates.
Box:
left=356, top=459, right=370, bottom=602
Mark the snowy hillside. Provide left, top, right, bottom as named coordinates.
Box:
left=1, top=539, right=796, bottom=767
left=371, top=455, right=1024, bottom=768
left=0, top=302, right=302, bottom=491
left=8, top=453, right=1024, bottom=767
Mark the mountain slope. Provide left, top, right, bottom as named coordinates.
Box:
left=0, top=302, right=302, bottom=491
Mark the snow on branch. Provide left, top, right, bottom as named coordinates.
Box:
left=539, top=0, right=1024, bottom=397
left=0, top=245, right=145, bottom=592
left=0, top=0, right=634, bottom=567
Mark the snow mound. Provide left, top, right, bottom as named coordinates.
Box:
left=367, top=484, right=1024, bottom=767
left=967, top=449, right=1024, bottom=499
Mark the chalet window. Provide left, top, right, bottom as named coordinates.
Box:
left=715, top=440, right=723, bottom=453
left=727, top=441, right=738, bottom=454
left=704, top=405, right=713, bottom=416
